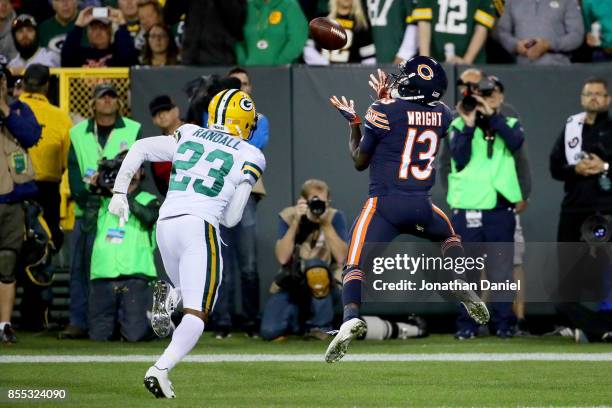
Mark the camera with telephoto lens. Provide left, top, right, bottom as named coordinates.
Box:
left=96, top=151, right=128, bottom=196
left=581, top=214, right=612, bottom=243
left=460, top=77, right=497, bottom=113
left=308, top=196, right=326, bottom=217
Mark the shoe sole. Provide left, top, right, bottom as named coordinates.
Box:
left=151, top=281, right=171, bottom=338
left=452, top=281, right=490, bottom=325
left=144, top=376, right=166, bottom=398
left=325, top=319, right=367, bottom=364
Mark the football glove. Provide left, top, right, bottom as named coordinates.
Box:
left=368, top=69, right=390, bottom=100
left=108, top=193, right=129, bottom=227
left=330, top=95, right=361, bottom=125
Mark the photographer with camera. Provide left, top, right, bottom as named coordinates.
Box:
left=447, top=74, right=525, bottom=339
left=0, top=63, right=41, bottom=343
left=61, top=83, right=142, bottom=339
left=88, top=164, right=160, bottom=342
left=260, top=179, right=348, bottom=341
left=550, top=77, right=612, bottom=342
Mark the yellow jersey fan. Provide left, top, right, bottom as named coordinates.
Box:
left=207, top=89, right=258, bottom=140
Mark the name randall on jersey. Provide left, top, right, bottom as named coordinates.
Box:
left=372, top=279, right=521, bottom=292
left=193, top=128, right=241, bottom=150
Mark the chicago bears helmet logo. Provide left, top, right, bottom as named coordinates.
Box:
left=417, top=64, right=434, bottom=81
left=239, top=97, right=253, bottom=111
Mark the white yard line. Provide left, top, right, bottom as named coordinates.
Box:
left=2, top=353, right=612, bottom=363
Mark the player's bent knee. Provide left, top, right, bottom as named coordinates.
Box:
left=184, top=307, right=208, bottom=323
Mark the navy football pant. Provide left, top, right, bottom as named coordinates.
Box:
left=452, top=207, right=516, bottom=333
left=342, top=194, right=461, bottom=321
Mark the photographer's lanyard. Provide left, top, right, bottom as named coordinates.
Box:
left=94, top=122, right=113, bottom=155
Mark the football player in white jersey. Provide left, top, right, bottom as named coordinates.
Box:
left=107, top=89, right=266, bottom=399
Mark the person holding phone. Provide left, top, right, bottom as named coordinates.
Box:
left=60, top=6, right=138, bottom=67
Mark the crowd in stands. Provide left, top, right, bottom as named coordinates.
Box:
left=0, top=0, right=607, bottom=70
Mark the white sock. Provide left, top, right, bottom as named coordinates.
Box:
left=155, top=314, right=204, bottom=371
left=0, top=321, right=9, bottom=330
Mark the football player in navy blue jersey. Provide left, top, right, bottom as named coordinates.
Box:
left=325, top=56, right=490, bottom=363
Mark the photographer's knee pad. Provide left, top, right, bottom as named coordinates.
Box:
left=0, top=249, right=17, bottom=283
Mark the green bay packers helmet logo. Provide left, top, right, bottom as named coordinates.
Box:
left=239, top=97, right=253, bottom=111
left=208, top=89, right=257, bottom=140
left=417, top=64, right=434, bottom=81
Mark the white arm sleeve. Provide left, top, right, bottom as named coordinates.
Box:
left=221, top=182, right=253, bottom=228
left=396, top=24, right=418, bottom=61
left=113, top=135, right=177, bottom=194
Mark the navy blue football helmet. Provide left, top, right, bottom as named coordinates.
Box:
left=389, top=56, right=448, bottom=105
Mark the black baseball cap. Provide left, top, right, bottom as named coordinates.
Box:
left=149, top=95, right=176, bottom=116
left=92, top=83, right=118, bottom=99
left=24, top=64, right=50, bottom=87
left=12, top=14, right=37, bottom=34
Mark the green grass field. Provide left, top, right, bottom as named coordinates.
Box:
left=2, top=332, right=612, bottom=407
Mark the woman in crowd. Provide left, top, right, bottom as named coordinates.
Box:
left=140, top=23, right=179, bottom=66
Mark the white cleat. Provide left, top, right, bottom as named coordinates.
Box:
left=144, top=365, right=175, bottom=398
left=324, top=318, right=367, bottom=364
left=151, top=281, right=181, bottom=338
left=453, top=279, right=490, bottom=325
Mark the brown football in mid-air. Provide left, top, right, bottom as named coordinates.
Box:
left=309, top=17, right=347, bottom=50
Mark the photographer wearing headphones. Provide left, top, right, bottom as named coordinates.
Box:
left=550, top=77, right=612, bottom=343
left=447, top=74, right=525, bottom=339
left=61, top=83, right=142, bottom=339
left=260, top=179, right=348, bottom=341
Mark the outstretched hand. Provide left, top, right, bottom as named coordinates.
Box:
left=330, top=95, right=361, bottom=125
left=368, top=69, right=390, bottom=100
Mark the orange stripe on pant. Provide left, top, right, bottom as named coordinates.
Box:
left=432, top=203, right=455, bottom=236
left=347, top=197, right=378, bottom=266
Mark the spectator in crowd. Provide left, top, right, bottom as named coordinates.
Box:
left=134, top=0, right=163, bottom=50
left=61, top=83, right=142, bottom=339
left=38, top=0, right=79, bottom=60
left=211, top=67, right=268, bottom=339
left=140, top=23, right=179, bottom=66
left=0, top=0, right=17, bottom=60
left=237, top=0, right=308, bottom=66
left=118, top=0, right=140, bottom=39
left=8, top=14, right=60, bottom=69
left=550, top=77, right=612, bottom=337
left=304, top=0, right=376, bottom=65
left=61, top=6, right=139, bottom=67
left=365, top=0, right=417, bottom=64
left=18, top=64, right=72, bottom=330
left=412, top=0, right=496, bottom=64
left=148, top=94, right=182, bottom=196
left=0, top=64, right=41, bottom=343
left=582, top=0, right=612, bottom=63
left=260, top=179, right=348, bottom=341
left=447, top=74, right=525, bottom=339
left=496, top=0, right=583, bottom=65
left=163, top=0, right=246, bottom=66
left=89, top=164, right=160, bottom=342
